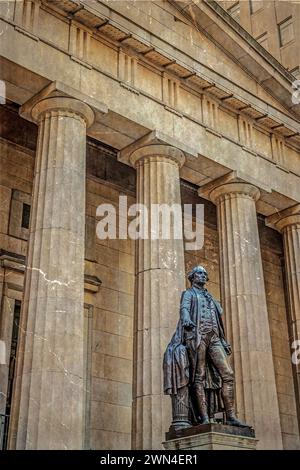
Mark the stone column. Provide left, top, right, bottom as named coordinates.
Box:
left=129, top=144, right=186, bottom=449
left=267, top=205, right=300, bottom=413
left=200, top=180, right=283, bottom=450
left=11, top=96, right=94, bottom=449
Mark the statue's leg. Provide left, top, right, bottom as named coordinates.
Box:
left=193, top=339, right=209, bottom=425
left=209, top=336, right=249, bottom=427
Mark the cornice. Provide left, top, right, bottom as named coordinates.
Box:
left=170, top=0, right=299, bottom=118
left=37, top=0, right=300, bottom=149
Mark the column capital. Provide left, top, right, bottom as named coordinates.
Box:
left=19, top=80, right=107, bottom=128
left=30, top=96, right=95, bottom=127
left=266, top=204, right=300, bottom=232
left=198, top=171, right=261, bottom=204
left=118, top=130, right=198, bottom=168
left=129, top=144, right=185, bottom=168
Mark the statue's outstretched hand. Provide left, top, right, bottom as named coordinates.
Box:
left=182, top=316, right=196, bottom=329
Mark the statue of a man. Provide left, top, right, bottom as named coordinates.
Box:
left=163, top=265, right=247, bottom=429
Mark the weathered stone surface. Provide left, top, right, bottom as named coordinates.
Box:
left=199, top=178, right=283, bottom=450
left=0, top=0, right=300, bottom=452
left=266, top=204, right=300, bottom=449
left=120, top=141, right=187, bottom=450
left=164, top=424, right=258, bottom=450
left=9, top=96, right=94, bottom=450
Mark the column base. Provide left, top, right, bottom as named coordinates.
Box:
left=163, top=423, right=258, bottom=450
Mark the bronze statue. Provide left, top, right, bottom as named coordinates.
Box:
left=163, top=265, right=248, bottom=431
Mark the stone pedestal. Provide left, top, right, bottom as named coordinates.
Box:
left=10, top=96, right=94, bottom=449
left=163, top=423, right=258, bottom=450
left=121, top=141, right=186, bottom=449
left=199, top=177, right=283, bottom=450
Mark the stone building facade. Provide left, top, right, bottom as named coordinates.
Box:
left=222, top=0, right=300, bottom=79
left=0, top=0, right=299, bottom=450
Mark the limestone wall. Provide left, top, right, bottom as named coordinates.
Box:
left=0, top=122, right=34, bottom=443
left=0, top=124, right=137, bottom=449
left=84, top=144, right=136, bottom=449
left=0, top=126, right=299, bottom=448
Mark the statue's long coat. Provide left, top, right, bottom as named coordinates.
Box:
left=163, top=287, right=227, bottom=397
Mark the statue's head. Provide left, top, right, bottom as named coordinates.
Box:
left=187, top=265, right=209, bottom=286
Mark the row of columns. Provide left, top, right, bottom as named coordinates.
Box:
left=123, top=140, right=299, bottom=450
left=8, top=92, right=300, bottom=450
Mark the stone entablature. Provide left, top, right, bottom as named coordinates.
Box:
left=29, top=2, right=300, bottom=142
left=1, top=0, right=299, bottom=156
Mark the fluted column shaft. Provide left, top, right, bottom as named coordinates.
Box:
left=11, top=97, right=94, bottom=449
left=283, top=223, right=300, bottom=357
left=269, top=210, right=300, bottom=411
left=131, top=145, right=186, bottom=449
left=211, top=182, right=282, bottom=450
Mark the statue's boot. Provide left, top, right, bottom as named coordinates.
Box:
left=194, top=383, right=210, bottom=425
left=222, top=381, right=249, bottom=428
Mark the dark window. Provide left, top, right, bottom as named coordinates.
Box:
left=278, top=17, right=294, bottom=47
left=256, top=32, right=268, bottom=51
left=21, top=203, right=31, bottom=229
left=250, top=0, right=263, bottom=14
left=290, top=66, right=300, bottom=80
left=228, top=2, right=240, bottom=22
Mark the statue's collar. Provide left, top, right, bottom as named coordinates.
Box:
left=192, top=285, right=207, bottom=292
left=192, top=286, right=212, bottom=299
